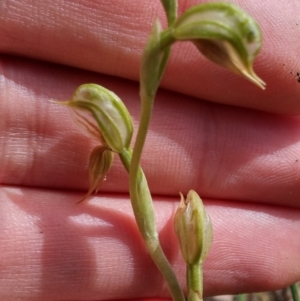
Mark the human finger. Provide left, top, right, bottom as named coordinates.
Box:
left=0, top=186, right=299, bottom=300
left=1, top=57, right=300, bottom=207
left=0, top=0, right=299, bottom=113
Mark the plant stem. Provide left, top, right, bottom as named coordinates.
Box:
left=127, top=13, right=181, bottom=301
left=120, top=148, right=185, bottom=301
left=187, top=263, right=203, bottom=301
left=237, top=294, right=247, bottom=301
left=291, top=283, right=300, bottom=301
left=129, top=28, right=175, bottom=231
left=160, top=0, right=178, bottom=26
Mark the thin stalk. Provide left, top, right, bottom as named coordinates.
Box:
left=160, top=0, right=178, bottom=26
left=187, top=263, right=203, bottom=301
left=129, top=28, right=174, bottom=232
left=120, top=148, right=185, bottom=301
left=290, top=283, right=300, bottom=301
left=128, top=15, right=181, bottom=301
left=129, top=93, right=154, bottom=208
left=237, top=294, right=247, bottom=301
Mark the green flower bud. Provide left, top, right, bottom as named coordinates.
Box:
left=58, top=84, right=133, bottom=153
left=174, top=190, right=213, bottom=265
left=78, top=146, right=114, bottom=203
left=172, top=2, right=265, bottom=89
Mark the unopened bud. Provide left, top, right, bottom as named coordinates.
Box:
left=174, top=190, right=213, bottom=265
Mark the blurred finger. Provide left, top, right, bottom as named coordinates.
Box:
left=0, top=0, right=299, bottom=113
left=0, top=186, right=299, bottom=300
left=1, top=57, right=300, bottom=207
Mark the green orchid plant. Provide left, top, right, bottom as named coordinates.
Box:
left=54, top=1, right=265, bottom=301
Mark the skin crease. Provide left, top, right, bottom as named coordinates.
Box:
left=0, top=0, right=299, bottom=300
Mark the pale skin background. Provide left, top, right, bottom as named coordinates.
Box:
left=0, top=0, right=300, bottom=300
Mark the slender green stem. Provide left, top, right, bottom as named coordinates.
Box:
left=127, top=11, right=180, bottom=301
left=187, top=263, right=203, bottom=301
left=129, top=28, right=174, bottom=227
left=129, top=93, right=154, bottom=205
left=290, top=283, right=300, bottom=301
left=120, top=148, right=185, bottom=301
left=237, top=294, right=247, bottom=301
left=160, top=0, right=178, bottom=26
